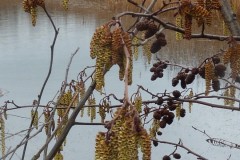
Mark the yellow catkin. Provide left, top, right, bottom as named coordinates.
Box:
left=31, top=109, right=38, bottom=129
left=99, top=99, right=109, bottom=123
left=189, top=90, right=193, bottom=113
left=224, top=88, right=230, bottom=105
left=175, top=14, right=183, bottom=40
left=204, top=61, right=214, bottom=95
left=62, top=0, right=69, bottom=10
left=0, top=115, right=5, bottom=158
left=142, top=41, right=152, bottom=64
left=176, top=103, right=181, bottom=120
left=78, top=80, right=85, bottom=117
left=149, top=119, right=160, bottom=139
left=30, top=6, right=37, bottom=26
left=134, top=93, right=142, bottom=113
left=223, top=21, right=230, bottom=36
left=95, top=106, right=151, bottom=160
left=44, top=110, right=50, bottom=135
left=229, top=86, right=236, bottom=106
left=95, top=132, right=110, bottom=160
left=54, top=151, right=64, bottom=160
left=132, top=37, right=139, bottom=60
left=230, top=45, right=240, bottom=80
left=223, top=46, right=232, bottom=64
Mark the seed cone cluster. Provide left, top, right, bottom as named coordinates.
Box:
left=90, top=23, right=133, bottom=91
left=150, top=33, right=167, bottom=53
left=95, top=106, right=151, bottom=160
left=150, top=60, right=168, bottom=81
left=22, top=0, right=45, bottom=26
left=177, top=0, right=221, bottom=39
left=170, top=55, right=227, bottom=95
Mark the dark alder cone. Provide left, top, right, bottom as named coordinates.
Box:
left=180, top=79, right=187, bottom=89
left=165, top=116, right=174, bottom=125
left=180, top=108, right=186, bottom=117
left=215, top=63, right=226, bottom=71
left=153, top=62, right=160, bottom=67
left=150, top=40, right=161, bottom=53
left=136, top=21, right=149, bottom=31
left=172, top=78, right=179, bottom=87
left=177, top=72, right=186, bottom=80
left=159, top=120, right=167, bottom=128
left=212, top=56, right=221, bottom=64
left=156, top=32, right=165, bottom=39
left=151, top=74, right=158, bottom=81
left=163, top=109, right=169, bottom=115
left=173, top=153, right=181, bottom=159
left=191, top=67, right=199, bottom=75
left=158, top=37, right=167, bottom=46
left=156, top=66, right=164, bottom=72
left=150, top=67, right=156, bottom=72
left=212, top=79, right=220, bottom=91
left=153, top=140, right=158, bottom=147
left=215, top=63, right=226, bottom=78
left=156, top=97, right=164, bottom=105
left=167, top=99, right=174, bottom=106
left=185, top=73, right=195, bottom=84
left=153, top=111, right=162, bottom=120
left=157, top=72, right=164, bottom=78
left=168, top=104, right=177, bottom=111
left=167, top=112, right=175, bottom=119
left=161, top=63, right=168, bottom=69
left=157, top=131, right=162, bottom=135
left=236, top=76, right=240, bottom=83
left=198, top=67, right=205, bottom=79
left=145, top=23, right=158, bottom=39
left=172, top=90, right=181, bottom=98
left=162, top=155, right=171, bottom=160
left=185, top=68, right=190, bottom=73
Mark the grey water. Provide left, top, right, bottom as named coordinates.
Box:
left=0, top=1, right=240, bottom=159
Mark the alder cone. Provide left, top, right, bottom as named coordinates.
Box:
left=153, top=140, right=158, bottom=147
left=180, top=108, right=186, bottom=117
left=159, top=120, right=167, bottom=128
left=136, top=21, right=149, bottom=31
left=172, top=78, right=179, bottom=87
left=162, top=155, right=171, bottom=160
left=172, top=90, right=181, bottom=98
left=212, top=79, right=220, bottom=91
left=168, top=104, right=177, bottom=111
left=185, top=73, right=195, bottom=84
left=156, top=32, right=165, bottom=39
left=156, top=97, right=164, bottom=105
left=151, top=74, right=158, bottom=81
left=145, top=23, right=158, bottom=39
left=212, top=56, right=221, bottom=64
left=180, top=79, right=186, bottom=89
left=153, top=111, right=162, bottom=120
left=150, top=40, right=161, bottom=53
left=191, top=67, right=199, bottom=75
left=165, top=116, right=173, bottom=125
left=173, top=153, right=181, bottom=159
left=214, top=63, right=226, bottom=78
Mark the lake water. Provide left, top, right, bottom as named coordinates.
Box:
left=0, top=1, right=240, bottom=160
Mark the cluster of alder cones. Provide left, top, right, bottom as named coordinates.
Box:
left=136, top=20, right=167, bottom=53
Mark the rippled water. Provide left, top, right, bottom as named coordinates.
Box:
left=0, top=1, right=240, bottom=160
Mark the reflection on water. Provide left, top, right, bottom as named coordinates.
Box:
left=0, top=1, right=240, bottom=160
